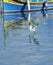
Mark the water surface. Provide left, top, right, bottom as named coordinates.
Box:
left=0, top=10, right=53, bottom=65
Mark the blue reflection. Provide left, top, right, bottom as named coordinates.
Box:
left=41, top=10, right=47, bottom=17
left=4, top=12, right=28, bottom=20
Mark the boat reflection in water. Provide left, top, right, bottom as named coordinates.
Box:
left=3, top=12, right=40, bottom=50
left=4, top=12, right=31, bottom=50
left=41, top=10, right=48, bottom=24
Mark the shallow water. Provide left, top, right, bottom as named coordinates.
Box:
left=0, top=10, right=53, bottom=65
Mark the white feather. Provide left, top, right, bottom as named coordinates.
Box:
left=29, top=25, right=37, bottom=31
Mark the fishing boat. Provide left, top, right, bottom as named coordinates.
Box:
left=4, top=0, right=53, bottom=13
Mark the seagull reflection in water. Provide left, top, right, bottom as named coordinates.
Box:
left=29, top=22, right=39, bottom=46
left=28, top=13, right=39, bottom=46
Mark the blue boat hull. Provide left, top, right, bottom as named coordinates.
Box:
left=4, top=2, right=53, bottom=13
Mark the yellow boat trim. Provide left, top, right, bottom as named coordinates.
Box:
left=3, top=0, right=20, bottom=5
left=3, top=0, right=53, bottom=5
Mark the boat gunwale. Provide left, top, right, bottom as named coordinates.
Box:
left=12, top=0, right=53, bottom=5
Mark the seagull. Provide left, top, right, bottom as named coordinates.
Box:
left=29, top=22, right=37, bottom=32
